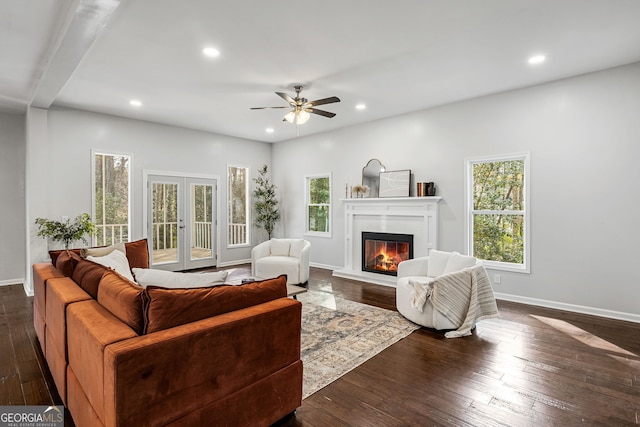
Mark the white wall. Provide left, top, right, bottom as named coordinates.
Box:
left=0, top=112, right=26, bottom=285
left=273, top=62, right=640, bottom=320
left=26, top=108, right=271, bottom=277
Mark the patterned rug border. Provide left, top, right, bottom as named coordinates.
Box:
left=297, top=290, right=420, bottom=398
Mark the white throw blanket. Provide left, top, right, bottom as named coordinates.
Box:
left=408, top=278, right=435, bottom=312
left=409, top=264, right=499, bottom=338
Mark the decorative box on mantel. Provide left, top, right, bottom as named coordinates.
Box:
left=333, top=196, right=442, bottom=287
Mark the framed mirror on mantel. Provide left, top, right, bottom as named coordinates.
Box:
left=362, top=159, right=385, bottom=198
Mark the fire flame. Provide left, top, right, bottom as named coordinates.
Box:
left=372, top=249, right=400, bottom=271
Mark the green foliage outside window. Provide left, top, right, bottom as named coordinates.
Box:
left=308, top=176, right=330, bottom=233
left=228, top=166, right=248, bottom=245
left=152, top=182, right=178, bottom=250
left=472, top=160, right=525, bottom=264
left=193, top=184, right=213, bottom=223
left=95, top=154, right=130, bottom=245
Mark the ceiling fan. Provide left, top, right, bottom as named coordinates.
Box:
left=251, top=85, right=340, bottom=124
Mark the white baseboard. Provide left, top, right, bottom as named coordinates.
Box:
left=0, top=278, right=24, bottom=287
left=0, top=278, right=30, bottom=296
left=494, top=292, right=640, bottom=324
left=310, top=262, right=342, bottom=271
left=217, top=258, right=251, bottom=268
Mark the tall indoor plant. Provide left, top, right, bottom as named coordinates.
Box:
left=35, top=213, right=96, bottom=249
left=252, top=165, right=280, bottom=239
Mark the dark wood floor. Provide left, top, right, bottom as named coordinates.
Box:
left=2, top=266, right=640, bottom=426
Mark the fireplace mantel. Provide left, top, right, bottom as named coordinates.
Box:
left=333, top=196, right=442, bottom=286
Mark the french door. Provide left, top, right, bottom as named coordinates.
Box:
left=146, top=174, right=217, bottom=271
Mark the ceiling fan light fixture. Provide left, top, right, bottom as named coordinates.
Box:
left=284, top=109, right=310, bottom=124
left=296, top=110, right=310, bottom=124
left=252, top=85, right=339, bottom=124
left=284, top=111, right=296, bottom=123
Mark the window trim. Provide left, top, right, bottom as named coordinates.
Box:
left=305, top=173, right=332, bottom=238
left=226, top=164, right=250, bottom=248
left=91, top=150, right=132, bottom=246
left=465, top=152, right=530, bottom=273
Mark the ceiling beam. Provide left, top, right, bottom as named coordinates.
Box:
left=30, top=0, right=120, bottom=109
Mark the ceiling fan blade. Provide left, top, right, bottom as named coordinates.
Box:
left=306, top=96, right=340, bottom=107
left=250, top=106, right=289, bottom=110
left=307, top=108, right=336, bottom=118
left=276, top=92, right=296, bottom=105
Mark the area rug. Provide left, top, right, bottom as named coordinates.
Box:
left=297, top=290, right=421, bottom=398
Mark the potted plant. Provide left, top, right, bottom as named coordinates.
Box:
left=35, top=213, right=96, bottom=249
left=252, top=165, right=280, bottom=240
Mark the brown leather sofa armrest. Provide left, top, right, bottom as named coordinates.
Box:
left=103, top=297, right=302, bottom=427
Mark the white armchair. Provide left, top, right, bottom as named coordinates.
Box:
left=251, top=238, right=311, bottom=285
left=396, top=250, right=498, bottom=337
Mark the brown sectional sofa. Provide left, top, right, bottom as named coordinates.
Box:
left=33, top=240, right=303, bottom=426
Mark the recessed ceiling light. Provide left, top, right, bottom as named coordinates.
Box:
left=355, top=104, right=366, bottom=110
left=129, top=99, right=142, bottom=107
left=203, top=47, right=220, bottom=58
left=266, top=127, right=274, bottom=133
left=528, top=55, right=546, bottom=65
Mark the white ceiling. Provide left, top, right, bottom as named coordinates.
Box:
left=2, top=0, right=640, bottom=143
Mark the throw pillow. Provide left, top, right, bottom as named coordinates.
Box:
left=143, top=274, right=287, bottom=334
left=97, top=270, right=145, bottom=335
left=443, top=252, right=476, bottom=274
left=124, top=238, right=150, bottom=269
left=81, top=242, right=126, bottom=258
left=72, top=259, right=109, bottom=299
left=132, top=268, right=228, bottom=288
left=55, top=250, right=82, bottom=277
left=87, top=250, right=136, bottom=283
left=49, top=249, right=81, bottom=266
left=270, top=239, right=291, bottom=256
left=428, top=250, right=452, bottom=278
left=289, top=239, right=306, bottom=258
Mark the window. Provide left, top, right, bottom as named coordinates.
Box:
left=466, top=153, right=529, bottom=272
left=228, top=166, right=249, bottom=246
left=93, top=152, right=131, bottom=245
left=306, top=174, right=331, bottom=236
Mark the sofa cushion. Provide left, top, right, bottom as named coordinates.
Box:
left=428, top=250, right=452, bottom=277
left=72, top=259, right=109, bottom=299
left=132, top=268, right=228, bottom=288
left=87, top=250, right=136, bottom=283
left=55, top=250, right=83, bottom=277
left=289, top=239, right=306, bottom=258
left=124, top=238, right=150, bottom=269
left=81, top=242, right=126, bottom=258
left=444, top=252, right=476, bottom=274
left=97, top=270, right=144, bottom=335
left=143, top=275, right=287, bottom=334
left=270, top=239, right=291, bottom=256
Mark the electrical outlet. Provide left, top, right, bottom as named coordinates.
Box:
left=494, top=274, right=501, bottom=284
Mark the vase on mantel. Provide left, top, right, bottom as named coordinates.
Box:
left=417, top=182, right=436, bottom=197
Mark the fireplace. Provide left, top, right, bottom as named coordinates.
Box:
left=361, top=232, right=414, bottom=276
